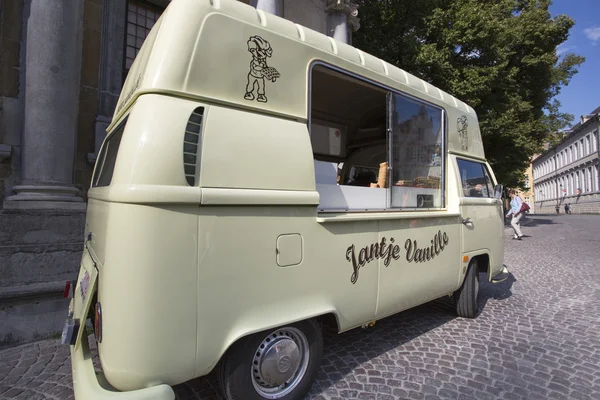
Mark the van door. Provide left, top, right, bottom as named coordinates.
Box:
left=374, top=92, right=462, bottom=320
left=455, top=157, right=504, bottom=262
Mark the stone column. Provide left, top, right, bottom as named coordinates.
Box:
left=326, top=0, right=360, bottom=44
left=252, top=0, right=283, bottom=17
left=5, top=0, right=85, bottom=209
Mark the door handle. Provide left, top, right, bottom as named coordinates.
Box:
left=462, top=218, right=473, bottom=226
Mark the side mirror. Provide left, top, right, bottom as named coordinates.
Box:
left=494, top=184, right=503, bottom=199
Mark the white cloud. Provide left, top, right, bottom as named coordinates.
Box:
left=584, top=26, right=600, bottom=44
left=556, top=44, right=574, bottom=55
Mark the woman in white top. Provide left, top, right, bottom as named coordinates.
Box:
left=506, top=190, right=524, bottom=240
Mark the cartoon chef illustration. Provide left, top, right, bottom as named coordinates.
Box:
left=244, top=35, right=280, bottom=103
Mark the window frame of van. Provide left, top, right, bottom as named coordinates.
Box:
left=454, top=156, right=497, bottom=199
left=307, top=61, right=448, bottom=213
left=91, top=116, right=129, bottom=188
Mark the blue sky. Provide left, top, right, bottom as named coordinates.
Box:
left=550, top=0, right=600, bottom=127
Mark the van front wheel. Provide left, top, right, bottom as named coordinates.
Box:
left=453, top=259, right=480, bottom=318
left=218, top=319, right=323, bottom=400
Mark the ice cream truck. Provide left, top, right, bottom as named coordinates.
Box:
left=61, top=0, right=508, bottom=399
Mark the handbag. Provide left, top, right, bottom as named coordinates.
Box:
left=519, top=202, right=530, bottom=213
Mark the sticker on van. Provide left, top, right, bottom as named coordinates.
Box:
left=244, top=35, right=280, bottom=103
left=347, top=231, right=450, bottom=284
left=457, top=115, right=469, bottom=151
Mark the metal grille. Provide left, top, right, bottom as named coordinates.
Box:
left=183, top=108, right=204, bottom=186
left=125, top=1, right=162, bottom=74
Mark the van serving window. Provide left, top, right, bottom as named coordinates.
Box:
left=92, top=121, right=126, bottom=188
left=390, top=93, right=444, bottom=208
left=309, top=64, right=445, bottom=211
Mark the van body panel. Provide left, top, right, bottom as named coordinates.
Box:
left=376, top=217, right=461, bottom=318
left=194, top=206, right=379, bottom=376
left=109, top=95, right=205, bottom=188
left=200, top=187, right=319, bottom=205
left=200, top=106, right=316, bottom=191
left=452, top=155, right=505, bottom=277
left=93, top=201, right=199, bottom=390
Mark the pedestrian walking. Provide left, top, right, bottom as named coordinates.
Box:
left=506, top=189, right=525, bottom=240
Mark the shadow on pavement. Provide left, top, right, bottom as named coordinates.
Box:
left=522, top=217, right=559, bottom=227
left=479, top=271, right=516, bottom=308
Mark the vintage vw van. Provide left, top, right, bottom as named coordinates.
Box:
left=62, top=0, right=508, bottom=399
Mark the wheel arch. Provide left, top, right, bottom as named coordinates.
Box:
left=203, top=310, right=341, bottom=377
left=461, top=250, right=496, bottom=284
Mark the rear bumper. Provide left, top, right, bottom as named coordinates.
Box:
left=70, top=334, right=175, bottom=400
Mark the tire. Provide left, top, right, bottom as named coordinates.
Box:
left=218, top=319, right=323, bottom=400
left=453, top=259, right=480, bottom=318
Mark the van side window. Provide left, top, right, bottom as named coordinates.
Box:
left=92, top=121, right=126, bottom=188
left=456, top=159, right=494, bottom=198
left=310, top=64, right=446, bottom=212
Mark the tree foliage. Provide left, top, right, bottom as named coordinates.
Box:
left=353, top=0, right=584, bottom=188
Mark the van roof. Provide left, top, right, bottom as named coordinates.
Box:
left=113, top=0, right=485, bottom=159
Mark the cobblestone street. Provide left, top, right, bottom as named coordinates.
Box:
left=1, top=214, right=599, bottom=400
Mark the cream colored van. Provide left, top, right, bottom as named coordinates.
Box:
left=61, top=0, right=508, bottom=399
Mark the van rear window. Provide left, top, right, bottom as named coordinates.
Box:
left=92, top=121, right=126, bottom=187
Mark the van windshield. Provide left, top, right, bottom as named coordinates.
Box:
left=92, top=121, right=126, bottom=188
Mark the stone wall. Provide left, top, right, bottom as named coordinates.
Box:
left=0, top=209, right=85, bottom=346
left=284, top=0, right=327, bottom=34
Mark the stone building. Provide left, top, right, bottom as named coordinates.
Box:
left=0, top=0, right=359, bottom=346
left=532, top=106, right=600, bottom=214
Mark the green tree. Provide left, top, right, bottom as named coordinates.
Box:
left=353, top=0, right=584, bottom=188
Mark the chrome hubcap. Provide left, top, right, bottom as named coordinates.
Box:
left=251, top=327, right=309, bottom=399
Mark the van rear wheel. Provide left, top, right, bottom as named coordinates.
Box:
left=218, top=319, right=323, bottom=400
left=454, top=259, right=480, bottom=318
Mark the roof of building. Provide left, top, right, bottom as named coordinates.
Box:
left=534, top=105, right=600, bottom=163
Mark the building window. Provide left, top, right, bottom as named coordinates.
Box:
left=586, top=136, right=591, bottom=156
left=570, top=146, right=574, bottom=163
left=124, top=0, right=163, bottom=79
left=569, top=173, right=573, bottom=195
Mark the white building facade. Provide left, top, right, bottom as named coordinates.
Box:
left=533, top=106, right=600, bottom=214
